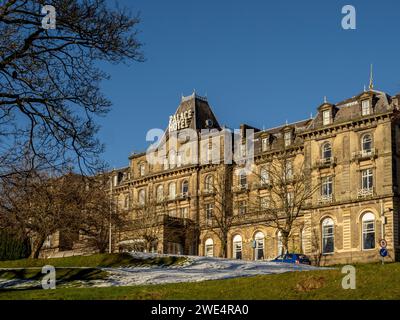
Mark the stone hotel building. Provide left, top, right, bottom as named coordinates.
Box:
left=109, top=87, right=400, bottom=266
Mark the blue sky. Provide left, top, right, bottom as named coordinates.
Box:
left=98, top=0, right=400, bottom=168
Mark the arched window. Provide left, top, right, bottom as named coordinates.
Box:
left=169, top=182, right=176, bottom=200
left=260, top=167, right=269, bottom=185
left=124, top=195, right=129, bottom=208
left=182, top=180, right=189, bottom=195
left=362, top=212, right=375, bottom=250
left=233, top=235, right=243, bottom=259
left=205, top=238, right=214, bottom=257
left=254, top=232, right=265, bottom=260
left=277, top=231, right=283, bottom=256
left=284, top=161, right=293, bottom=180
left=322, top=142, right=332, bottom=159
left=139, top=162, right=146, bottom=177
left=138, top=189, right=146, bottom=206
left=169, top=150, right=176, bottom=168
left=156, top=185, right=164, bottom=202
left=361, top=134, right=372, bottom=153
left=205, top=175, right=214, bottom=192
left=322, top=218, right=334, bottom=254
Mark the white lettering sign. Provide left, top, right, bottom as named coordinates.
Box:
left=169, top=110, right=193, bottom=132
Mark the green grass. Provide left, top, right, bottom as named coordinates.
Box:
left=0, top=268, right=107, bottom=282
left=1, top=262, right=399, bottom=300
left=0, top=253, right=187, bottom=269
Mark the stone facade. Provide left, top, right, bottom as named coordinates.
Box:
left=109, top=89, right=400, bottom=266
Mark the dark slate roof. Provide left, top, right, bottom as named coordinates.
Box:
left=306, top=89, right=394, bottom=131
left=171, top=93, right=221, bottom=132
left=253, top=119, right=312, bottom=154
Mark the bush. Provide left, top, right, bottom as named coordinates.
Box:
left=0, top=231, right=31, bottom=261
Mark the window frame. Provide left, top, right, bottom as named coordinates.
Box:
left=181, top=180, right=189, bottom=195
left=361, top=168, right=373, bottom=190
left=362, top=212, right=376, bottom=250
left=322, top=110, right=331, bottom=126
left=238, top=200, right=247, bottom=215
left=260, top=196, right=269, bottom=209
left=139, top=162, right=146, bottom=177
left=205, top=175, right=214, bottom=192
left=205, top=203, right=214, bottom=220
left=254, top=232, right=265, bottom=261
left=277, top=231, right=283, bottom=256
left=138, top=189, right=146, bottom=206
left=322, top=142, right=332, bottom=160
left=261, top=138, right=269, bottom=152
left=260, top=167, right=269, bottom=185
left=156, top=185, right=164, bottom=202
left=361, top=100, right=371, bottom=116
left=169, top=182, right=176, bottom=200
left=321, top=176, right=333, bottom=197
left=322, top=218, right=334, bottom=254
left=361, top=133, right=373, bottom=153
left=205, top=238, right=214, bottom=257
left=239, top=172, right=247, bottom=187
left=233, top=235, right=243, bottom=259
left=284, top=131, right=292, bottom=147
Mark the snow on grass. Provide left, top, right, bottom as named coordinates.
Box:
left=92, top=253, right=322, bottom=287
left=0, top=253, right=325, bottom=289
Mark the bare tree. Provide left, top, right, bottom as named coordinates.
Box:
left=120, top=189, right=194, bottom=254
left=0, top=172, right=83, bottom=258
left=76, top=173, right=129, bottom=253
left=201, top=165, right=233, bottom=258
left=250, top=151, right=319, bottom=255
left=0, top=0, right=143, bottom=178
left=124, top=197, right=166, bottom=253
left=309, top=225, right=323, bottom=266
left=0, top=171, right=128, bottom=257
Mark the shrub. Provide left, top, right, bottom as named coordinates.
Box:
left=0, top=231, right=31, bottom=261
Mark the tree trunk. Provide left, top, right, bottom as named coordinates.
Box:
left=221, top=237, right=228, bottom=258
left=282, top=236, right=289, bottom=255
left=31, top=235, right=46, bottom=259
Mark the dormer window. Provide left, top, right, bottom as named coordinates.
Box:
left=361, top=100, right=371, bottom=116
left=262, top=138, right=268, bottom=152
left=322, top=110, right=331, bottom=126
left=284, top=131, right=292, bottom=147
left=139, top=163, right=146, bottom=177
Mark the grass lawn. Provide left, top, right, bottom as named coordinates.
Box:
left=0, top=253, right=187, bottom=269
left=0, top=253, right=187, bottom=289
left=0, top=261, right=399, bottom=300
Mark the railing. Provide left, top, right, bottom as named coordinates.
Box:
left=358, top=188, right=374, bottom=198
left=253, top=181, right=271, bottom=190
left=232, top=184, right=249, bottom=193
left=201, top=189, right=215, bottom=196
left=352, top=149, right=376, bottom=160
left=318, top=194, right=333, bottom=203
left=177, top=192, right=189, bottom=200
left=315, top=157, right=336, bottom=168
left=168, top=194, right=176, bottom=201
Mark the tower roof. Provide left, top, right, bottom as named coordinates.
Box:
left=168, top=92, right=221, bottom=133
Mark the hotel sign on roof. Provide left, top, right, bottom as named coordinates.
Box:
left=168, top=110, right=193, bottom=132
